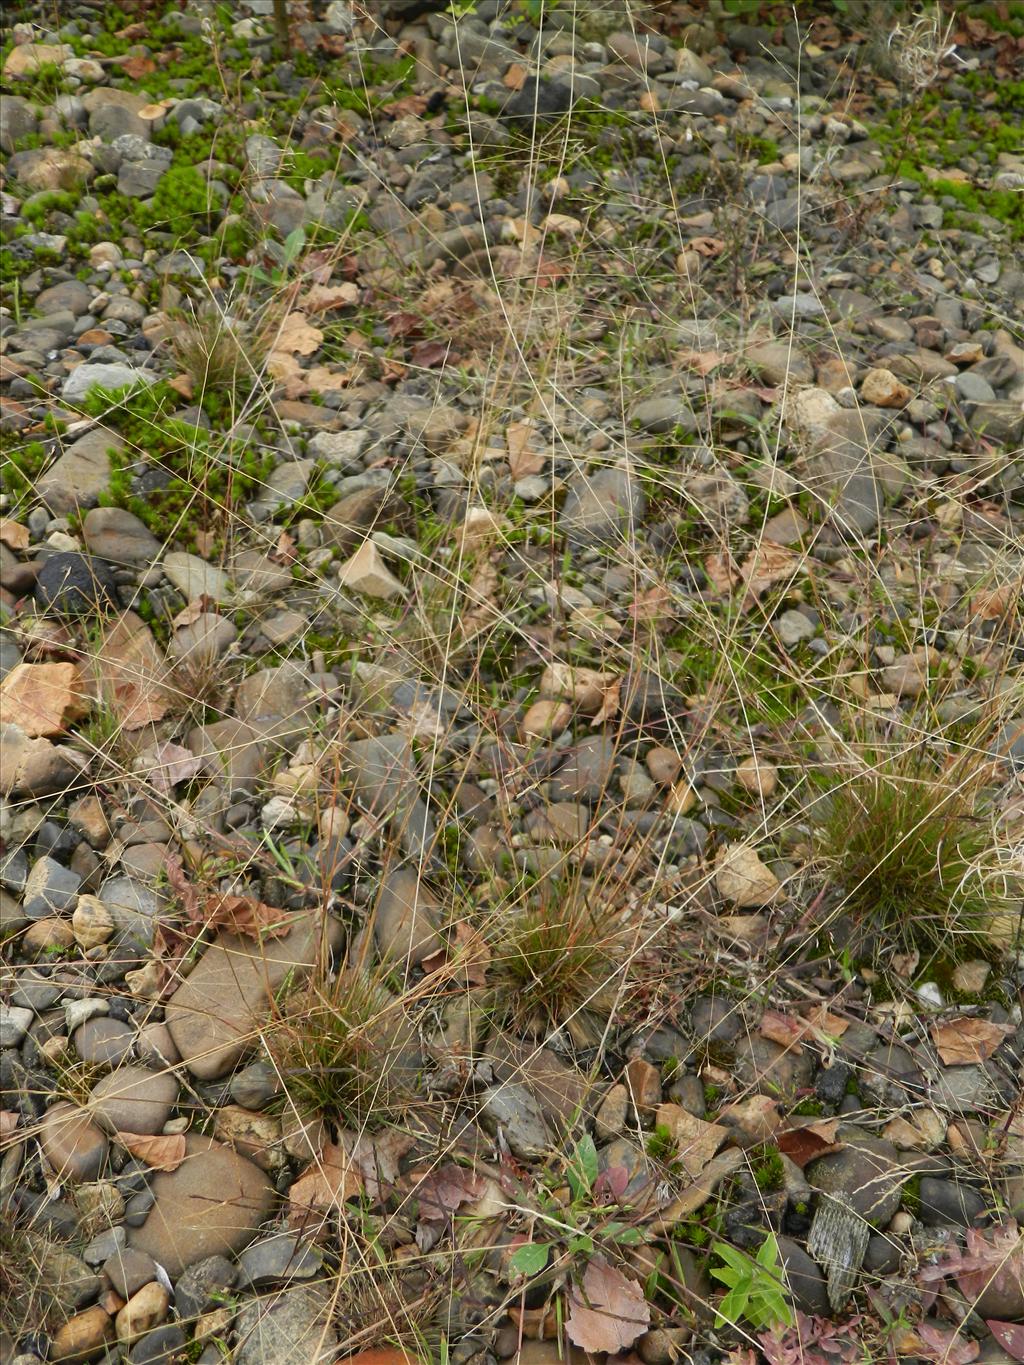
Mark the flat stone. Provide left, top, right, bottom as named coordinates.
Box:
left=167, top=613, right=237, bottom=666
left=745, top=340, right=814, bottom=386
left=164, top=911, right=329, bottom=1079
left=372, top=868, right=442, bottom=968
left=40, top=1102, right=109, bottom=1182
left=62, top=363, right=157, bottom=406
left=233, top=662, right=318, bottom=752
left=0, top=1003, right=33, bottom=1047
left=103, top=1248, right=157, bottom=1300
left=37, top=428, right=124, bottom=516
left=234, top=1284, right=338, bottom=1365
left=74, top=1016, right=135, bottom=1067
left=229, top=549, right=292, bottom=595
left=82, top=508, right=162, bottom=567
left=97, top=875, right=166, bottom=946
left=560, top=463, right=645, bottom=546
left=236, top=1232, right=323, bottom=1290
left=548, top=736, right=618, bottom=804
left=805, top=1135, right=905, bottom=1226
left=490, top=1036, right=595, bottom=1132
left=162, top=552, right=232, bottom=603
left=88, top=1065, right=179, bottom=1135
left=127, top=1135, right=276, bottom=1278
left=186, top=719, right=264, bottom=795
left=479, top=1083, right=550, bottom=1158
left=345, top=734, right=435, bottom=862
left=23, top=854, right=81, bottom=917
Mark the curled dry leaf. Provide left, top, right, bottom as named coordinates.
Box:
left=169, top=594, right=216, bottom=630
left=203, top=894, right=292, bottom=941
left=299, top=282, right=359, bottom=313
left=115, top=1131, right=186, bottom=1172
left=759, top=1009, right=807, bottom=1052
left=506, top=420, right=545, bottom=479
left=411, top=1163, right=485, bottom=1221
left=739, top=541, right=800, bottom=609
left=289, top=1142, right=363, bottom=1219
left=138, top=741, right=203, bottom=794
left=931, top=1016, right=1012, bottom=1066
left=565, top=1258, right=650, bottom=1354
left=777, top=1120, right=841, bottom=1169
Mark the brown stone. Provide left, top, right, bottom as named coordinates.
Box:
left=127, top=1135, right=276, bottom=1278
left=50, top=1305, right=113, bottom=1362
left=40, top=1102, right=108, bottom=1182
left=88, top=1066, right=178, bottom=1135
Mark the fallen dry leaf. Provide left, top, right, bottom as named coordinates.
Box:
left=271, top=311, right=324, bottom=357
left=138, top=741, right=203, bottom=794
left=777, top=1119, right=841, bottom=1169
left=759, top=1009, right=807, bottom=1052
left=655, top=1104, right=729, bottom=1178
left=506, top=421, right=546, bottom=480
left=804, top=1006, right=850, bottom=1041
left=299, top=282, right=359, bottom=313
left=565, top=1258, right=650, bottom=1354
left=679, top=347, right=730, bottom=375
left=715, top=843, right=781, bottom=908
left=1, top=1110, right=19, bottom=1139
left=169, top=595, right=217, bottom=631
left=421, top=921, right=490, bottom=988
left=92, top=611, right=176, bottom=729
left=931, top=1016, right=1011, bottom=1066
left=0, top=518, right=29, bottom=551
left=289, top=1142, right=363, bottom=1219
left=204, top=894, right=292, bottom=942
left=739, top=540, right=800, bottom=608
left=0, top=662, right=88, bottom=737
left=459, top=559, right=500, bottom=639
left=115, top=1131, right=186, bottom=1172
left=349, top=1129, right=415, bottom=1202
left=411, top=1163, right=485, bottom=1221
left=590, top=677, right=620, bottom=728
left=164, top=851, right=203, bottom=930
left=689, top=235, right=726, bottom=257
left=704, top=549, right=739, bottom=595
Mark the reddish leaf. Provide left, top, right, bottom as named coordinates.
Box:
left=777, top=1120, right=841, bottom=1169
left=412, top=1164, right=485, bottom=1221
left=987, top=1322, right=1024, bottom=1363
left=203, top=894, right=292, bottom=942
left=594, top=1164, right=630, bottom=1200
left=119, top=54, right=155, bottom=78
left=163, top=852, right=204, bottom=929
left=289, top=1142, right=363, bottom=1219
left=387, top=311, right=421, bottom=340
left=916, top=1323, right=979, bottom=1364
left=409, top=339, right=450, bottom=369
left=759, top=1009, right=806, bottom=1051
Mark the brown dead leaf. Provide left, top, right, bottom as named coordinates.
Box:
left=804, top=1006, right=849, bottom=1041
left=460, top=559, right=500, bottom=639
left=1, top=1110, right=19, bottom=1139
left=421, top=921, right=490, bottom=987
left=169, top=594, right=216, bottom=630
left=704, top=550, right=739, bottom=595
left=164, top=851, right=204, bottom=930
left=289, top=1142, right=363, bottom=1219
left=0, top=518, right=29, bottom=551
left=0, top=662, right=87, bottom=737
left=759, top=1009, right=807, bottom=1052
left=971, top=583, right=1019, bottom=622
left=93, top=610, right=176, bottom=729
left=382, top=94, right=431, bottom=118
left=505, top=421, right=545, bottom=479
left=931, top=1016, right=1012, bottom=1066
left=410, top=339, right=451, bottom=369
left=777, top=1120, right=842, bottom=1169
left=138, top=741, right=203, bottom=794
left=629, top=584, right=674, bottom=624
left=271, top=312, right=324, bottom=357
left=504, top=62, right=527, bottom=90
left=166, top=373, right=194, bottom=400
left=349, top=1129, right=415, bottom=1201
left=299, top=282, right=359, bottom=313
left=411, top=1163, right=485, bottom=1221
left=679, top=347, right=730, bottom=375
left=119, top=54, right=155, bottom=78
left=115, top=1131, right=186, bottom=1172
left=739, top=540, right=799, bottom=607
left=566, top=1258, right=650, bottom=1355
left=204, top=894, right=292, bottom=942
left=590, top=677, right=620, bottom=728
left=271, top=529, right=297, bottom=565
left=689, top=236, right=726, bottom=257
left=655, top=1104, right=729, bottom=1178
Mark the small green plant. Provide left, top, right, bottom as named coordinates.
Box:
left=710, top=1233, right=793, bottom=1332
left=508, top=1135, right=644, bottom=1278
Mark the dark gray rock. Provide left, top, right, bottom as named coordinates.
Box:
left=775, top=1235, right=830, bottom=1316
left=806, top=1135, right=905, bottom=1226
left=35, top=552, right=119, bottom=617
left=236, top=1232, right=323, bottom=1289
left=918, top=1176, right=986, bottom=1227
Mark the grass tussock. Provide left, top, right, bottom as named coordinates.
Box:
left=819, top=750, right=1008, bottom=958
left=265, top=968, right=416, bottom=1130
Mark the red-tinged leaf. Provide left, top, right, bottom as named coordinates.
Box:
left=916, top=1323, right=980, bottom=1364
left=535, top=254, right=567, bottom=287
left=115, top=1131, right=186, bottom=1172
left=629, top=584, right=674, bottom=624
left=565, top=1258, right=650, bottom=1354
left=119, top=54, right=155, bottom=78
left=412, top=1164, right=485, bottom=1221
left=777, top=1120, right=841, bottom=1169
left=289, top=1143, right=363, bottom=1219
left=759, top=1009, right=806, bottom=1051
left=387, top=311, right=421, bottom=340
left=164, top=851, right=204, bottom=928
left=382, top=94, right=431, bottom=118
left=594, top=1164, right=631, bottom=1200
left=410, top=339, right=450, bottom=369
left=987, top=1322, right=1024, bottom=1363
left=203, top=894, right=292, bottom=942
left=932, top=1016, right=1012, bottom=1065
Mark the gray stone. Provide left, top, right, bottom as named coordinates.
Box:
left=345, top=734, right=436, bottom=863
left=560, top=462, right=646, bottom=547
left=103, top=1248, right=157, bottom=1300
left=90, top=102, right=148, bottom=142
left=173, top=1254, right=237, bottom=1321
left=117, top=159, right=166, bottom=198
left=167, top=613, right=237, bottom=667
left=234, top=1284, right=338, bottom=1365
left=82, top=508, right=161, bottom=567
left=229, top=1060, right=283, bottom=1111
left=234, top=662, right=318, bottom=752
left=918, top=1176, right=985, bottom=1227
left=373, top=868, right=442, bottom=968
left=479, top=1083, right=550, bottom=1158
left=74, top=1016, right=135, bottom=1068
left=732, top=1034, right=814, bottom=1099
left=37, top=428, right=124, bottom=516
left=186, top=719, right=264, bottom=796
left=88, top=1065, right=178, bottom=1135
left=745, top=340, right=814, bottom=386
left=805, top=1135, right=905, bottom=1226
left=236, top=1232, right=323, bottom=1289
left=162, top=551, right=232, bottom=603
left=128, top=1135, right=275, bottom=1278
left=36, top=280, right=93, bottom=316
left=930, top=1062, right=999, bottom=1115
left=22, top=855, right=81, bottom=917
left=775, top=1235, right=830, bottom=1316
left=0, top=1003, right=33, bottom=1047
left=0, top=95, right=38, bottom=152
left=630, top=395, right=697, bottom=433
left=97, top=875, right=166, bottom=946
left=804, top=409, right=891, bottom=536
left=61, top=364, right=157, bottom=406
left=548, top=736, right=617, bottom=804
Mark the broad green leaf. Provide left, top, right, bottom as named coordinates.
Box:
left=568, top=1135, right=598, bottom=1201
left=510, top=1242, right=550, bottom=1277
